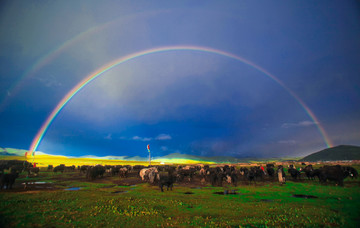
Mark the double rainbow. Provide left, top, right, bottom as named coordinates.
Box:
left=28, top=45, right=333, bottom=155
left=0, top=10, right=161, bottom=113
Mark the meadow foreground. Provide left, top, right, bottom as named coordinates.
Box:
left=0, top=164, right=359, bottom=227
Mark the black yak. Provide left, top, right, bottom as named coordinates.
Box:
left=159, top=174, right=176, bottom=192
left=0, top=172, right=19, bottom=189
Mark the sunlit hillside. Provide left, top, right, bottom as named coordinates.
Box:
left=8, top=145, right=359, bottom=167
left=1, top=147, right=216, bottom=166
left=26, top=155, right=217, bottom=167
left=27, top=154, right=157, bottom=167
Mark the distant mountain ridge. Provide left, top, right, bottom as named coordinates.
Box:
left=0, top=147, right=27, bottom=156
left=0, top=147, right=297, bottom=163
left=299, top=145, right=360, bottom=162
left=0, top=151, right=16, bottom=156
left=3, top=145, right=359, bottom=163
left=157, top=153, right=281, bottom=163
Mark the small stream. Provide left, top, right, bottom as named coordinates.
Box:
left=65, top=187, right=82, bottom=191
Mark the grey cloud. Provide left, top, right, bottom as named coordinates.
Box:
left=155, top=134, right=172, bottom=140
left=132, top=136, right=152, bottom=141
left=282, top=121, right=318, bottom=128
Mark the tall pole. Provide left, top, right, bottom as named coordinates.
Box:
left=147, top=144, right=151, bottom=166
left=32, top=151, right=35, bottom=167
left=149, top=150, right=151, bottom=166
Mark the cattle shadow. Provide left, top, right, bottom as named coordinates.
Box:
left=111, top=190, right=129, bottom=194
left=292, top=194, right=318, bottom=199
left=213, top=189, right=238, bottom=195
left=259, top=199, right=273, bottom=202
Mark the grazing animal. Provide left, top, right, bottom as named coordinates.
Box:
left=119, top=167, right=128, bottom=178
left=1, top=160, right=29, bottom=174
left=80, top=165, right=89, bottom=174
left=64, top=165, right=76, bottom=172
left=216, top=172, right=226, bottom=186
left=239, top=167, right=248, bottom=176
left=111, top=166, right=120, bottom=176
left=199, top=167, right=208, bottom=182
left=53, top=165, right=65, bottom=173
left=247, top=169, right=256, bottom=183
left=105, top=165, right=113, bottom=175
left=132, top=165, right=145, bottom=173
left=199, top=167, right=207, bottom=177
left=139, top=168, right=149, bottom=181
left=28, top=167, right=40, bottom=177
left=266, top=167, right=275, bottom=178
left=10, top=165, right=24, bottom=174
left=230, top=171, right=239, bottom=186
left=225, top=171, right=238, bottom=186
left=0, top=164, right=9, bottom=174
left=207, top=169, right=218, bottom=186
left=176, top=168, right=195, bottom=182
left=288, top=167, right=301, bottom=180
left=301, top=165, right=314, bottom=180
left=165, top=166, right=176, bottom=175
left=318, top=165, right=349, bottom=186
left=226, top=175, right=232, bottom=184
left=139, top=167, right=151, bottom=181
left=210, top=173, right=218, bottom=186
left=206, top=168, right=224, bottom=186
left=147, top=169, right=159, bottom=184
left=254, top=167, right=264, bottom=180
left=159, top=174, right=176, bottom=192
left=310, top=169, right=321, bottom=179
left=0, top=172, right=19, bottom=189
left=86, top=165, right=106, bottom=180
left=342, top=166, right=358, bottom=179
left=139, top=167, right=159, bottom=183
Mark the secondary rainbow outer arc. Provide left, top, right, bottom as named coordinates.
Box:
left=28, top=45, right=333, bottom=155
left=0, top=25, right=102, bottom=113
left=0, top=10, right=164, bottom=113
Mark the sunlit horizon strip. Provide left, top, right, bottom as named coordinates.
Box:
left=28, top=45, right=333, bottom=155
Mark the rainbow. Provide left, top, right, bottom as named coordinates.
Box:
left=0, top=10, right=164, bottom=113
left=0, top=24, right=103, bottom=113
left=28, top=45, right=333, bottom=155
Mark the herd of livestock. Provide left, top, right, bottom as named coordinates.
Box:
left=0, top=160, right=358, bottom=191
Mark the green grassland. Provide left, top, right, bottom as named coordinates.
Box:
left=1, top=166, right=360, bottom=227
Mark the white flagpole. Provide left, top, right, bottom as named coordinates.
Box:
left=149, top=150, right=151, bottom=166
left=147, top=145, right=151, bottom=166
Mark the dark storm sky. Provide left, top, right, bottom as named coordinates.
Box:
left=0, top=0, right=359, bottom=158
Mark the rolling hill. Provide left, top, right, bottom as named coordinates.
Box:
left=0, top=147, right=299, bottom=164
left=299, top=145, right=360, bottom=162
left=3, top=145, right=359, bottom=164
left=0, top=147, right=27, bottom=156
